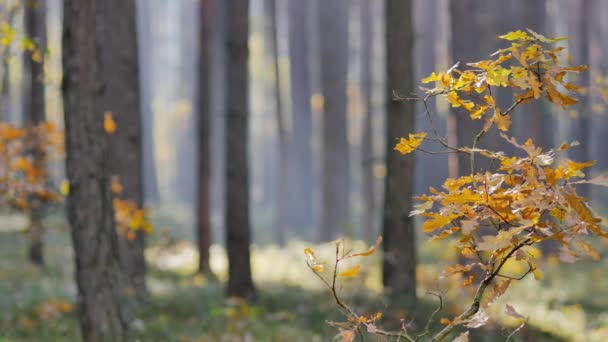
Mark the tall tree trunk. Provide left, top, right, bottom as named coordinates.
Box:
left=197, top=0, right=213, bottom=275
left=449, top=0, right=496, bottom=176
left=225, top=0, right=255, bottom=299
left=266, top=0, right=287, bottom=245
left=287, top=0, right=313, bottom=234
left=569, top=0, right=592, bottom=198
left=360, top=0, right=376, bottom=240
left=62, top=0, right=128, bottom=339
left=319, top=0, right=350, bottom=240
left=100, top=0, right=146, bottom=301
left=135, top=0, right=160, bottom=204
left=382, top=0, right=416, bottom=302
left=23, top=0, right=47, bottom=267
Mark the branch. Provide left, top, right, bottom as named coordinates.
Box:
left=430, top=239, right=531, bottom=341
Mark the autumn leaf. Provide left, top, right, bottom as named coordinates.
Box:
left=347, top=236, right=383, bottom=258
left=422, top=213, right=460, bottom=233
left=499, top=30, right=531, bottom=41
left=339, top=265, right=361, bottom=278
left=494, top=111, right=512, bottom=131
left=453, top=331, right=470, bottom=342
left=104, top=111, right=116, bottom=134
left=394, top=132, right=426, bottom=155
left=339, top=329, right=355, bottom=342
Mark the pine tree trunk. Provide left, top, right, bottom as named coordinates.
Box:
left=97, top=0, right=146, bottom=302
left=225, top=0, right=255, bottom=299
left=382, top=0, right=416, bottom=302
left=360, top=0, right=376, bottom=241
left=265, top=0, right=288, bottom=246
left=62, top=0, right=128, bottom=339
left=197, top=0, right=213, bottom=275
left=319, top=0, right=350, bottom=240
left=287, top=0, right=314, bottom=234
left=23, top=0, right=47, bottom=267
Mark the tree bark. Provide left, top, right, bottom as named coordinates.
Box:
left=197, top=0, right=213, bottom=275
left=62, top=0, right=128, bottom=339
left=287, top=0, right=314, bottom=234
left=225, top=0, right=255, bottom=299
left=382, top=0, right=416, bottom=302
left=319, top=0, right=350, bottom=240
left=98, top=0, right=146, bottom=301
left=23, top=0, right=47, bottom=267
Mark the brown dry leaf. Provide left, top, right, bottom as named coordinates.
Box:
left=339, top=329, right=355, bottom=342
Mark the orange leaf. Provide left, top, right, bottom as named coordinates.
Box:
left=104, top=111, right=116, bottom=134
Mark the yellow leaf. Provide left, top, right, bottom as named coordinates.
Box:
left=499, top=30, right=531, bottom=41
left=312, top=264, right=325, bottom=272
left=348, top=236, right=383, bottom=258
left=104, top=111, right=116, bottom=134
left=494, top=111, right=512, bottom=131
left=304, top=247, right=316, bottom=263
left=60, top=180, right=70, bottom=196
left=339, top=265, right=361, bottom=278
left=394, top=132, right=426, bottom=155
left=486, top=67, right=511, bottom=86
left=422, top=213, right=459, bottom=233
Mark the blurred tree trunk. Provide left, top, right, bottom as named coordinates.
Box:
left=197, top=0, right=213, bottom=275
left=360, top=0, right=375, bottom=240
left=0, top=4, right=18, bottom=122
left=62, top=0, right=128, bottom=339
left=287, top=0, right=314, bottom=235
left=100, top=0, right=146, bottom=303
left=449, top=0, right=496, bottom=176
left=225, top=0, right=255, bottom=299
left=382, top=0, right=416, bottom=302
left=265, top=0, right=287, bottom=245
left=414, top=0, right=446, bottom=193
left=569, top=0, right=592, bottom=198
left=175, top=0, right=197, bottom=205
left=319, top=0, right=350, bottom=240
left=23, top=0, right=47, bottom=267
left=514, top=0, right=551, bottom=150
left=136, top=0, right=160, bottom=204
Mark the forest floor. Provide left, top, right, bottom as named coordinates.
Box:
left=1, top=213, right=608, bottom=341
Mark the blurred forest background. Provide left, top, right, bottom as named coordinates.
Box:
left=2, top=0, right=608, bottom=341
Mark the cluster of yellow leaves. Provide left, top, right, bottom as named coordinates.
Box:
left=111, top=176, right=153, bottom=240
left=0, top=122, right=63, bottom=211
left=394, top=132, right=426, bottom=155
left=419, top=29, right=585, bottom=134
left=413, top=136, right=607, bottom=297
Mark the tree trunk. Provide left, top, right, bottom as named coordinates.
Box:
left=98, top=0, right=146, bottom=301
left=62, top=0, right=128, bottom=339
left=569, top=0, right=592, bottom=198
left=319, top=0, right=350, bottom=240
left=449, top=0, right=497, bottom=176
left=382, top=0, right=416, bottom=302
left=197, top=0, right=213, bottom=275
left=287, top=0, right=314, bottom=235
left=23, top=0, right=47, bottom=267
left=225, top=0, right=255, bottom=299
left=135, top=0, right=160, bottom=204
left=265, top=0, right=287, bottom=245
left=360, top=0, right=376, bottom=241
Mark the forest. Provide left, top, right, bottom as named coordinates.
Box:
left=2, top=0, right=608, bottom=341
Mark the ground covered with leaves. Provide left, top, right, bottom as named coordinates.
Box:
left=0, top=213, right=607, bottom=341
